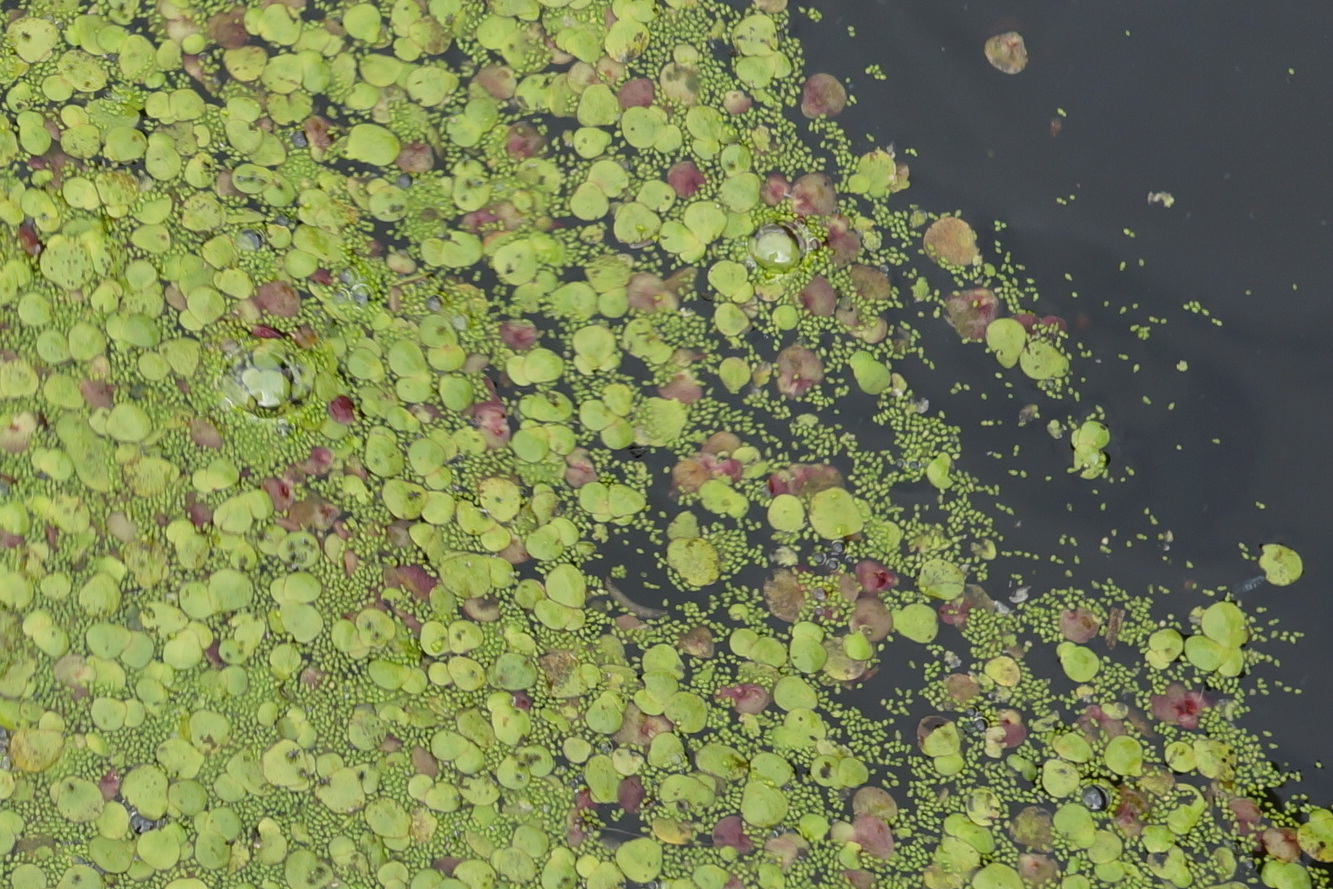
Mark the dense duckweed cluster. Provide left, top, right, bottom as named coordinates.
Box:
left=0, top=1, right=1326, bottom=889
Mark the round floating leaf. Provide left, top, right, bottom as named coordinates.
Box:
left=621, top=106, right=665, bottom=150
left=615, top=837, right=662, bottom=883
left=1104, top=736, right=1143, bottom=777
left=138, top=824, right=184, bottom=870
left=285, top=848, right=336, bottom=889
left=894, top=603, right=938, bottom=644
left=570, top=182, right=609, bottom=220
left=9, top=727, right=64, bottom=773
left=492, top=847, right=537, bottom=884
left=742, top=780, right=789, bottom=828
left=923, top=217, right=980, bottom=267
left=920, top=720, right=960, bottom=758
left=522, top=347, right=565, bottom=385
left=1298, top=809, right=1333, bottom=862
left=0, top=359, right=39, bottom=399
left=1145, top=628, right=1184, bottom=669
left=984, top=656, right=1021, bottom=688
left=773, top=675, right=818, bottom=712
left=1042, top=760, right=1080, bottom=798
left=849, top=351, right=892, bottom=394
left=51, top=773, right=103, bottom=826
left=1259, top=543, right=1303, bottom=586
left=1072, top=420, right=1110, bottom=451
left=926, top=453, right=953, bottom=490
left=121, top=764, right=168, bottom=819
left=972, top=863, right=1024, bottom=889
left=808, top=487, right=864, bottom=539
left=1183, top=635, right=1225, bottom=673
left=789, top=634, right=827, bottom=673
left=478, top=477, right=522, bottom=523
left=345, top=123, right=401, bottom=165
left=1070, top=419, right=1111, bottom=479
left=493, top=238, right=539, bottom=286
left=714, top=303, right=750, bottom=337
left=613, top=202, right=661, bottom=245
left=918, top=558, right=965, bottom=601
left=280, top=603, right=323, bottom=643
left=667, top=537, right=721, bottom=587
left=843, top=632, right=873, bottom=661
left=261, top=739, right=313, bottom=790
left=699, top=479, right=748, bottom=519
left=572, top=324, right=620, bottom=375
left=1164, top=740, right=1196, bottom=773
left=39, top=235, right=94, bottom=290
left=985, top=318, right=1027, bottom=368
left=1261, top=860, right=1313, bottom=889
left=1057, top=642, right=1100, bottom=682
left=1200, top=600, right=1247, bottom=648
left=664, top=691, right=708, bottom=733
left=364, top=798, right=410, bottom=838
left=490, top=652, right=537, bottom=691
left=314, top=767, right=367, bottom=815
left=546, top=564, right=586, bottom=608
left=9, top=17, right=60, bottom=63
left=577, top=83, right=620, bottom=127
left=342, top=2, right=382, bottom=40
left=1019, top=340, right=1070, bottom=380
left=682, top=202, right=728, bottom=246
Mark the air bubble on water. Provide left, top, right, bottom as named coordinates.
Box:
left=218, top=340, right=316, bottom=418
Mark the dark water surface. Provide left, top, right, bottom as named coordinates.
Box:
left=800, top=1, right=1333, bottom=798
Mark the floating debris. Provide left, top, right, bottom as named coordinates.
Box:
left=985, top=31, right=1030, bottom=74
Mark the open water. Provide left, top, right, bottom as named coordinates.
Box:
left=812, top=0, right=1333, bottom=803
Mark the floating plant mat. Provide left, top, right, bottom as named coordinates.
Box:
left=0, top=1, right=1323, bottom=889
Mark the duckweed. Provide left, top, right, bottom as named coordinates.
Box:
left=0, top=1, right=1321, bottom=889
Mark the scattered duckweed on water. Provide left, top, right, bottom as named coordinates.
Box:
left=0, top=2, right=1322, bottom=889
